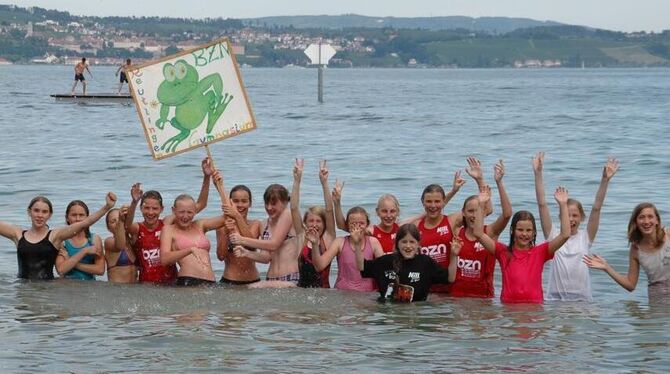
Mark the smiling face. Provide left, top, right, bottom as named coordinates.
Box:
left=567, top=203, right=584, bottom=235
left=231, top=189, right=251, bottom=219
left=397, top=232, right=420, bottom=260
left=422, top=191, right=445, bottom=220
left=28, top=201, right=52, bottom=228
left=172, top=198, right=196, bottom=229
left=376, top=198, right=399, bottom=229
left=636, top=207, right=659, bottom=238
left=513, top=220, right=535, bottom=250
left=141, top=197, right=164, bottom=226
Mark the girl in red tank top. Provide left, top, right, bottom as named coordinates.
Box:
left=371, top=194, right=400, bottom=253
left=450, top=160, right=512, bottom=298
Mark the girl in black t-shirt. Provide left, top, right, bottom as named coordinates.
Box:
left=356, top=223, right=458, bottom=302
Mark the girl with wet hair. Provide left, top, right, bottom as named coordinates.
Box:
left=356, top=223, right=456, bottom=302
left=584, top=203, right=670, bottom=299
left=474, top=187, right=571, bottom=304
left=55, top=200, right=106, bottom=280
left=0, top=193, right=116, bottom=280
left=534, top=153, right=619, bottom=301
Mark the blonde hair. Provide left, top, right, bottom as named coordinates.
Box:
left=376, top=194, right=400, bottom=215
left=303, top=206, right=327, bottom=237
left=567, top=198, right=586, bottom=221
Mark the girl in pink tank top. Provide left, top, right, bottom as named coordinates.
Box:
left=311, top=206, right=385, bottom=292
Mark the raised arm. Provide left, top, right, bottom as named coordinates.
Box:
left=319, top=160, right=337, bottom=241
left=465, top=157, right=492, bottom=214
left=113, top=206, right=130, bottom=252
left=332, top=179, right=347, bottom=231
left=124, top=183, right=143, bottom=239
left=195, top=157, right=214, bottom=213
left=446, top=170, right=466, bottom=226
left=533, top=152, right=553, bottom=239
left=587, top=157, right=619, bottom=243
left=291, top=158, right=305, bottom=237
left=583, top=247, right=640, bottom=292
left=487, top=160, right=513, bottom=239
left=472, top=200, right=496, bottom=255
left=52, top=193, right=116, bottom=246
left=548, top=187, right=570, bottom=254
left=0, top=220, right=23, bottom=245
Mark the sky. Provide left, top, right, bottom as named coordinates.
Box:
left=6, top=0, right=670, bottom=32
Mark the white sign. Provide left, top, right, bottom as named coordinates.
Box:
left=304, top=43, right=336, bottom=65
left=127, top=38, right=256, bottom=160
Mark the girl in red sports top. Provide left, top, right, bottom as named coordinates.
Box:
left=408, top=158, right=492, bottom=293
left=124, top=157, right=213, bottom=284
left=291, top=159, right=337, bottom=288
left=450, top=160, right=512, bottom=298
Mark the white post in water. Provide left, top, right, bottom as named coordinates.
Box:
left=304, top=42, right=336, bottom=103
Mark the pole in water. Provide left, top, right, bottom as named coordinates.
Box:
left=318, top=65, right=324, bottom=103
left=304, top=42, right=336, bottom=104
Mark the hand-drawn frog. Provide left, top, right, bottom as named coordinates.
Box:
left=155, top=59, right=233, bottom=152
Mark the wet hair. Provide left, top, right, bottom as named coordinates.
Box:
left=230, top=185, right=252, bottom=204
left=304, top=206, right=327, bottom=237
left=105, top=208, right=120, bottom=232
left=263, top=184, right=289, bottom=205
left=567, top=198, right=586, bottom=221
left=82, top=57, right=86, bottom=62
left=460, top=195, right=480, bottom=229
left=508, top=210, right=537, bottom=254
left=65, top=200, right=91, bottom=237
left=345, top=206, right=370, bottom=229
left=392, top=223, right=421, bottom=279
left=376, top=194, right=400, bottom=216
left=28, top=196, right=53, bottom=215
left=141, top=190, right=163, bottom=207
left=126, top=58, right=131, bottom=64
left=173, top=194, right=195, bottom=208
left=628, top=202, right=665, bottom=246
left=421, top=184, right=445, bottom=202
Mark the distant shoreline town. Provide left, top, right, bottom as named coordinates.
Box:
left=1, top=4, right=669, bottom=68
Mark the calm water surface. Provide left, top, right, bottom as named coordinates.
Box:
left=1, top=65, right=669, bottom=372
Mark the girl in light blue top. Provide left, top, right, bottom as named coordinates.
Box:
left=56, top=200, right=105, bottom=280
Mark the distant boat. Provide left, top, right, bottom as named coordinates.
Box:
left=50, top=93, right=133, bottom=105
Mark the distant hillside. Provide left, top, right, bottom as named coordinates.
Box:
left=242, top=15, right=564, bottom=34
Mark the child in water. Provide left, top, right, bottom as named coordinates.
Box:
left=474, top=186, right=570, bottom=304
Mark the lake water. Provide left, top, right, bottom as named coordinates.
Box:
left=1, top=65, right=669, bottom=372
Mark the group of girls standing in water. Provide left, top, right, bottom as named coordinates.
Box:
left=1, top=153, right=669, bottom=304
